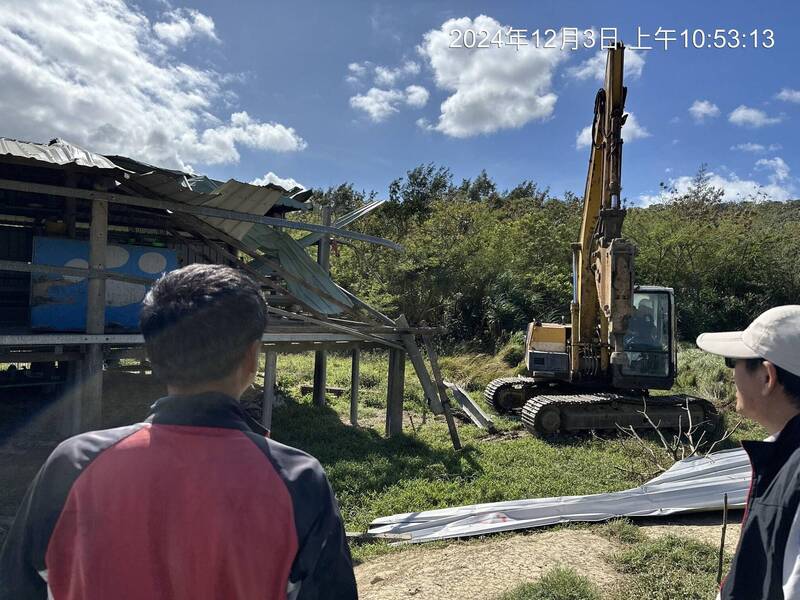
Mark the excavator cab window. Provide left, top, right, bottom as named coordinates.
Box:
left=622, top=291, right=671, bottom=378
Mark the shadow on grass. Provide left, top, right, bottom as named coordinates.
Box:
left=265, top=397, right=482, bottom=500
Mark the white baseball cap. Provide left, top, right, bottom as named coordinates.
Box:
left=696, top=305, right=800, bottom=377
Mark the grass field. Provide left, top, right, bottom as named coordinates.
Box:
left=0, top=342, right=756, bottom=598
left=250, top=344, right=759, bottom=582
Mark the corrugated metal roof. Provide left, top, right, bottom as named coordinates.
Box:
left=193, top=180, right=285, bottom=240
left=243, top=225, right=352, bottom=315
left=0, top=137, right=123, bottom=171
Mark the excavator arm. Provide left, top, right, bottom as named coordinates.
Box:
left=570, top=42, right=635, bottom=383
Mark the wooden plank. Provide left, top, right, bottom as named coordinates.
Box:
left=350, top=347, right=360, bottom=426
left=444, top=381, right=496, bottom=432
left=82, top=199, right=107, bottom=432
left=386, top=348, right=406, bottom=437
left=422, top=335, right=462, bottom=450
left=0, top=259, right=156, bottom=285
left=0, top=177, right=402, bottom=250
left=262, top=350, right=277, bottom=433
left=395, top=315, right=443, bottom=414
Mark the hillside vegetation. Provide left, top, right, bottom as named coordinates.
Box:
left=317, top=164, right=800, bottom=350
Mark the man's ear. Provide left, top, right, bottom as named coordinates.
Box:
left=763, top=361, right=779, bottom=396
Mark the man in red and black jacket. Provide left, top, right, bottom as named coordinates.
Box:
left=0, top=264, right=358, bottom=599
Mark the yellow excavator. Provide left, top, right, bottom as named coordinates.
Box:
left=485, top=43, right=719, bottom=437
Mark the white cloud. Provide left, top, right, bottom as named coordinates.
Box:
left=567, top=47, right=645, bottom=82
left=755, top=156, right=790, bottom=182
left=250, top=171, right=305, bottom=191
left=346, top=61, right=371, bottom=84
left=575, top=125, right=592, bottom=149
left=731, top=142, right=782, bottom=153
left=404, top=85, right=429, bottom=108
left=374, top=60, right=420, bottom=87
left=418, top=15, right=569, bottom=138
left=640, top=166, right=794, bottom=205
left=728, top=105, right=781, bottom=127
left=575, top=112, right=650, bottom=149
left=776, top=88, right=800, bottom=103
left=0, top=0, right=306, bottom=171
left=350, top=86, right=429, bottom=122
left=688, top=100, right=720, bottom=123
left=349, top=88, right=406, bottom=122
left=153, top=8, right=218, bottom=46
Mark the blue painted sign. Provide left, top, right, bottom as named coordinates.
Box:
left=30, top=237, right=177, bottom=331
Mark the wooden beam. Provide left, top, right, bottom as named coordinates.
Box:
left=350, top=347, right=360, bottom=426
left=395, top=314, right=443, bottom=414
left=0, top=177, right=402, bottom=250
left=386, top=348, right=406, bottom=437
left=262, top=350, right=277, bottom=433
left=422, top=335, right=462, bottom=450
left=0, top=259, right=156, bottom=286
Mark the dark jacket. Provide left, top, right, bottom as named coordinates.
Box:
left=0, top=392, right=358, bottom=599
left=721, top=413, right=800, bottom=599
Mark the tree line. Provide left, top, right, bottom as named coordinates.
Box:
left=312, top=164, right=800, bottom=351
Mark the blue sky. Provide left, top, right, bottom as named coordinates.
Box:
left=1, top=0, right=798, bottom=204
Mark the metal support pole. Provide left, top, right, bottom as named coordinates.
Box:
left=82, top=199, right=107, bottom=431
left=350, top=347, right=360, bottom=426
left=386, top=348, right=405, bottom=437
left=262, top=350, right=278, bottom=434
left=312, top=205, right=332, bottom=408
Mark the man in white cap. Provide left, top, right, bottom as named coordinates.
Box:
left=697, top=305, right=800, bottom=600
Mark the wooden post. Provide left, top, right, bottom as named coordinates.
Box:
left=312, top=205, right=332, bottom=407
left=423, top=335, right=462, bottom=450
left=262, top=350, right=278, bottom=434
left=350, top=347, right=360, bottom=426
left=82, top=199, right=108, bottom=431
left=386, top=348, right=405, bottom=436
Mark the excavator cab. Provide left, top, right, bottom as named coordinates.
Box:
left=617, top=286, right=677, bottom=390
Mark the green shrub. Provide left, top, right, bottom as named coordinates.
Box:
left=497, top=567, right=601, bottom=600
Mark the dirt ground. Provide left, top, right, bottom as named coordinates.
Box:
left=356, top=530, right=620, bottom=600
left=354, top=513, right=744, bottom=600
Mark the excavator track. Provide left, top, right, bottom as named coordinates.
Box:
left=484, top=377, right=539, bottom=414
left=521, top=393, right=720, bottom=437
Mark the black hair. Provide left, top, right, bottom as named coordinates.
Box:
left=744, top=358, right=800, bottom=408
left=139, top=264, right=266, bottom=386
